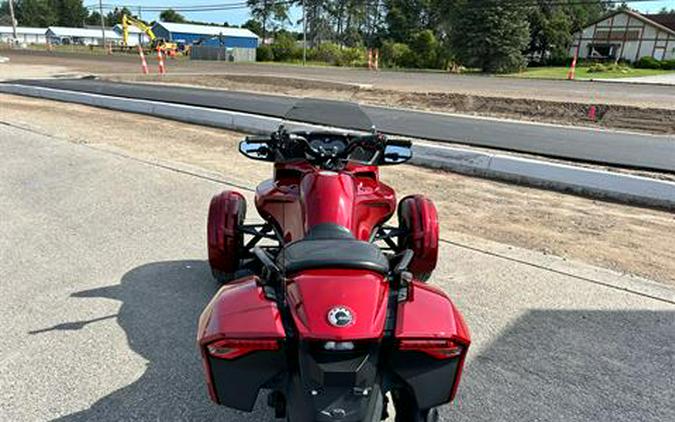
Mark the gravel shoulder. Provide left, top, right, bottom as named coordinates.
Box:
left=1, top=93, right=673, bottom=285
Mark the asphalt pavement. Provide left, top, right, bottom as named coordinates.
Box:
left=1, top=123, right=673, bottom=421
left=8, top=78, right=675, bottom=172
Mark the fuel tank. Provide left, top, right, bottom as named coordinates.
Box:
left=255, top=163, right=396, bottom=242
left=300, top=171, right=356, bottom=236
left=285, top=269, right=389, bottom=341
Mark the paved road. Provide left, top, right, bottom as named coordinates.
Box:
left=7, top=78, right=675, bottom=172
left=1, top=124, right=673, bottom=421
left=5, top=49, right=675, bottom=108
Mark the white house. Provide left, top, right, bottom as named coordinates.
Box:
left=112, top=24, right=150, bottom=46
left=0, top=26, right=47, bottom=44
left=46, top=26, right=121, bottom=46
left=570, top=10, right=675, bottom=62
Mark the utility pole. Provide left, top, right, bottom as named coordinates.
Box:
left=8, top=0, right=17, bottom=45
left=302, top=0, right=307, bottom=66
left=98, top=0, right=106, bottom=47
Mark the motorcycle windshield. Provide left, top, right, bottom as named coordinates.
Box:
left=281, top=98, right=373, bottom=133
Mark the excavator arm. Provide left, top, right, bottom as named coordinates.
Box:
left=122, top=14, right=157, bottom=47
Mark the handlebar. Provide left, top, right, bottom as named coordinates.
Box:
left=386, top=139, right=412, bottom=148
left=241, top=131, right=412, bottom=168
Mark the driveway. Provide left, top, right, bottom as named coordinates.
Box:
left=0, top=124, right=673, bottom=421
left=595, top=72, right=675, bottom=85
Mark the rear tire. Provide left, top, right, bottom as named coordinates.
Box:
left=207, top=191, right=246, bottom=283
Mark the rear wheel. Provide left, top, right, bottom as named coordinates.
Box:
left=207, top=191, right=246, bottom=283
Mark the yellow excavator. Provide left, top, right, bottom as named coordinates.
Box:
left=122, top=14, right=181, bottom=55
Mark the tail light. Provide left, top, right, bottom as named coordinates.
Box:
left=398, top=339, right=463, bottom=360
left=206, top=339, right=279, bottom=360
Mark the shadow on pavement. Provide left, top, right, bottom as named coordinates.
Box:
left=32, top=260, right=674, bottom=421
left=50, top=260, right=271, bottom=421
left=449, top=308, right=675, bottom=422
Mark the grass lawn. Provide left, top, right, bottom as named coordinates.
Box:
left=508, top=66, right=675, bottom=80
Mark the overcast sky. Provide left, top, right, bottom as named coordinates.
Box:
left=85, top=1, right=674, bottom=27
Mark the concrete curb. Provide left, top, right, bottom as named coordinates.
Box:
left=2, top=82, right=674, bottom=209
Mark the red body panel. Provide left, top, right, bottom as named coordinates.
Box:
left=286, top=269, right=389, bottom=340
left=255, top=162, right=396, bottom=241
left=301, top=172, right=356, bottom=234
left=198, top=277, right=286, bottom=344
left=197, top=277, right=287, bottom=403
left=395, top=281, right=470, bottom=344
left=395, top=281, right=471, bottom=400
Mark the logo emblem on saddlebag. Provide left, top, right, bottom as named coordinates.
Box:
left=327, top=306, right=355, bottom=327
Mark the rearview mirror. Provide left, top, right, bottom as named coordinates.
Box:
left=382, top=144, right=412, bottom=165
left=239, top=139, right=273, bottom=161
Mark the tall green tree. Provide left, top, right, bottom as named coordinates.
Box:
left=51, top=0, right=88, bottom=27
left=242, top=18, right=263, bottom=36
left=105, top=7, right=133, bottom=26
left=247, top=0, right=290, bottom=40
left=3, top=0, right=58, bottom=27
left=454, top=0, right=530, bottom=73
left=159, top=9, right=186, bottom=23
left=527, top=3, right=573, bottom=64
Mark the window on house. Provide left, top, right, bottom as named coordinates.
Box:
left=587, top=43, right=619, bottom=59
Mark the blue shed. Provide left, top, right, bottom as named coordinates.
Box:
left=151, top=22, right=259, bottom=61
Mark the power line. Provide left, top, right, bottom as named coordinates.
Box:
left=83, top=0, right=660, bottom=14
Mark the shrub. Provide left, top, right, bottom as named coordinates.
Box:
left=380, top=41, right=414, bottom=68
left=410, top=30, right=440, bottom=69
left=587, top=63, right=607, bottom=73
left=587, top=62, right=631, bottom=74
left=661, top=59, right=675, bottom=70
left=339, top=47, right=366, bottom=67
left=634, top=56, right=662, bottom=69
left=306, top=43, right=365, bottom=67
left=256, top=44, right=274, bottom=62
left=309, top=42, right=342, bottom=64
left=271, top=32, right=301, bottom=62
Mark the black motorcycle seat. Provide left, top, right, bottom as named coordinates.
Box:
left=277, top=223, right=389, bottom=275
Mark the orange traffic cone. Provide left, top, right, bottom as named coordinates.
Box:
left=157, top=48, right=166, bottom=75
left=138, top=45, right=149, bottom=75
left=567, top=54, right=578, bottom=80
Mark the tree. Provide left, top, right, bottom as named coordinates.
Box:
left=271, top=30, right=300, bottom=61
left=159, top=9, right=186, bottom=23
left=7, top=0, right=58, bottom=27
left=52, top=0, right=88, bottom=27
left=85, top=10, right=101, bottom=26
left=527, top=2, right=572, bottom=64
left=454, top=0, right=530, bottom=73
left=410, top=29, right=440, bottom=68
left=105, top=7, right=133, bottom=27
left=247, top=0, right=290, bottom=40
left=242, top=18, right=263, bottom=36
